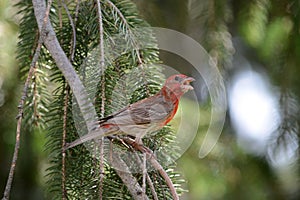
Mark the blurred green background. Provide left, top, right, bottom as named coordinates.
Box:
left=1, top=0, right=299, bottom=199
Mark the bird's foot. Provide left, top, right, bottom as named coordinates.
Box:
left=123, top=137, right=156, bottom=159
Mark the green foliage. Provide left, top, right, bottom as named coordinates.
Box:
left=9, top=0, right=300, bottom=199
left=16, top=0, right=51, bottom=130
left=259, top=17, right=292, bottom=61
left=188, top=0, right=234, bottom=69
left=239, top=0, right=270, bottom=47
left=237, top=1, right=300, bottom=165
left=16, top=0, right=184, bottom=199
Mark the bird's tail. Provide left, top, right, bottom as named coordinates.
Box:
left=64, top=127, right=109, bottom=150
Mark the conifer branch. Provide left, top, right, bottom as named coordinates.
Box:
left=111, top=153, right=149, bottom=200
left=57, top=0, right=63, bottom=42
left=32, top=1, right=147, bottom=199
left=29, top=1, right=183, bottom=199
left=132, top=151, right=159, bottom=200
left=105, top=0, right=143, bottom=64
left=74, top=0, right=80, bottom=26
left=96, top=0, right=105, bottom=198
left=105, top=0, right=154, bottom=98
left=124, top=137, right=179, bottom=200
left=62, top=85, right=69, bottom=200
left=147, top=173, right=159, bottom=200
left=62, top=0, right=76, bottom=61
left=2, top=1, right=53, bottom=199
left=32, top=0, right=98, bottom=133
left=32, top=68, right=38, bottom=125
left=142, top=153, right=147, bottom=198
left=149, top=156, right=179, bottom=200
left=2, top=48, right=39, bottom=200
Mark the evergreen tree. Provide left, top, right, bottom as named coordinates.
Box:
left=6, top=0, right=184, bottom=199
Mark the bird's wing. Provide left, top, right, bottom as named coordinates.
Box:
left=102, top=95, right=175, bottom=126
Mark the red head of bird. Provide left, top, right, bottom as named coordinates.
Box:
left=160, top=74, right=195, bottom=102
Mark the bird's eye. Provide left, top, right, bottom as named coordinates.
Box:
left=174, top=76, right=182, bottom=82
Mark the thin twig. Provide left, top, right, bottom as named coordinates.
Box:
left=111, top=153, right=149, bottom=200
left=96, top=0, right=105, bottom=198
left=146, top=172, right=159, bottom=200
left=58, top=0, right=63, bottom=43
left=149, top=156, right=179, bottom=200
left=32, top=66, right=38, bottom=126
left=2, top=1, right=53, bottom=199
left=2, top=53, right=38, bottom=200
left=147, top=172, right=159, bottom=200
left=61, top=0, right=76, bottom=61
left=132, top=151, right=158, bottom=200
left=123, top=138, right=179, bottom=200
left=97, top=0, right=105, bottom=71
left=105, top=0, right=152, bottom=98
left=142, top=153, right=147, bottom=198
left=59, top=1, right=75, bottom=198
left=74, top=0, right=80, bottom=26
left=105, top=0, right=143, bottom=64
left=62, top=85, right=69, bottom=200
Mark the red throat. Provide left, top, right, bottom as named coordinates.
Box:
left=161, top=85, right=183, bottom=102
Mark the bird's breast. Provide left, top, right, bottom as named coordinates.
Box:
left=161, top=101, right=179, bottom=126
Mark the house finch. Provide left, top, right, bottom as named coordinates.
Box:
left=65, top=74, right=194, bottom=149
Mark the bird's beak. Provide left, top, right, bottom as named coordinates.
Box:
left=182, top=77, right=195, bottom=91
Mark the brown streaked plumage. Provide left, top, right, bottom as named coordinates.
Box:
left=65, top=74, right=194, bottom=149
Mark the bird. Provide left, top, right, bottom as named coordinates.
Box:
left=65, top=74, right=194, bottom=150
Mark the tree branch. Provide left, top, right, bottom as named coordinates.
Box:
left=62, top=85, right=69, bottom=200
left=124, top=138, right=179, bottom=200
left=32, top=1, right=145, bottom=199
left=149, top=156, right=179, bottom=200
left=32, top=0, right=98, bottom=133
left=111, top=153, right=149, bottom=200
left=105, top=0, right=143, bottom=64
left=61, top=0, right=76, bottom=61
left=2, top=1, right=53, bottom=199
left=132, top=151, right=158, bottom=200
left=96, top=0, right=105, bottom=198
